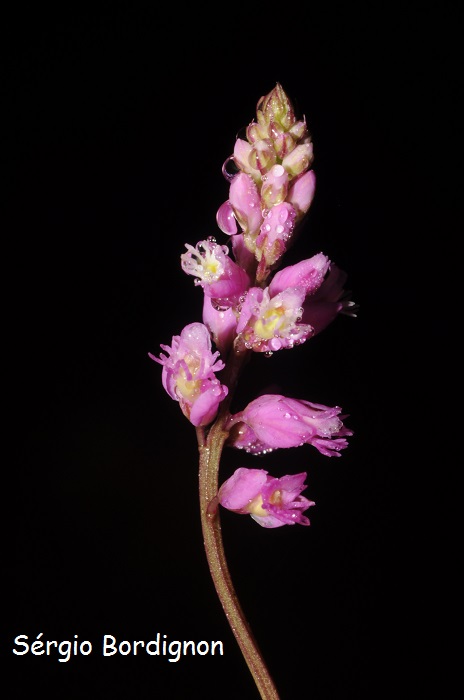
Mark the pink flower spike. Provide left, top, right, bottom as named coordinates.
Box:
left=218, top=467, right=314, bottom=528
left=227, top=394, right=352, bottom=456
left=149, top=322, right=228, bottom=427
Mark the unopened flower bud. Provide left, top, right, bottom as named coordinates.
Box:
left=261, top=164, right=289, bottom=209
left=257, top=83, right=296, bottom=133
left=249, top=139, right=277, bottom=174
left=282, top=142, right=314, bottom=178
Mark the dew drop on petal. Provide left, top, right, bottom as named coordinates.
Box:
left=222, top=157, right=239, bottom=182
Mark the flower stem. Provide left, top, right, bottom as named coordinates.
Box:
left=197, top=350, right=280, bottom=700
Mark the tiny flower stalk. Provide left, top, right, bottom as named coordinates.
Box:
left=150, top=83, right=356, bottom=700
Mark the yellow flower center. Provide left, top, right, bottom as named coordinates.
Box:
left=247, top=489, right=282, bottom=516
left=175, top=356, right=202, bottom=401
left=254, top=305, right=286, bottom=340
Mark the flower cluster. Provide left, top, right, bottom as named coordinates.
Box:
left=151, top=84, right=355, bottom=527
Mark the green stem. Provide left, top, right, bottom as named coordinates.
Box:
left=197, top=349, right=280, bottom=700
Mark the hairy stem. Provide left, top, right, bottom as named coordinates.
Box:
left=197, top=349, right=280, bottom=700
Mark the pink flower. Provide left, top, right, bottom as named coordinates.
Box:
left=181, top=239, right=250, bottom=309
left=149, top=322, right=228, bottom=427
left=233, top=253, right=341, bottom=352
left=218, top=467, right=314, bottom=528
left=235, top=285, right=312, bottom=352
left=227, top=394, right=352, bottom=456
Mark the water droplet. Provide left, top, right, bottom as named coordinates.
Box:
left=222, top=156, right=239, bottom=182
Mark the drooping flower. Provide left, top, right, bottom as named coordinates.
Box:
left=149, top=322, right=228, bottom=427
left=218, top=467, right=314, bottom=528
left=227, top=394, right=352, bottom=456
left=181, top=239, right=250, bottom=309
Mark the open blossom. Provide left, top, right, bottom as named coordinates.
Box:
left=149, top=322, right=228, bottom=427
left=227, top=394, right=352, bottom=456
left=234, top=253, right=333, bottom=353
left=235, top=285, right=313, bottom=352
left=218, top=467, right=314, bottom=528
left=181, top=238, right=250, bottom=309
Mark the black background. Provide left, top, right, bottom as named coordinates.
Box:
left=4, top=4, right=456, bottom=699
